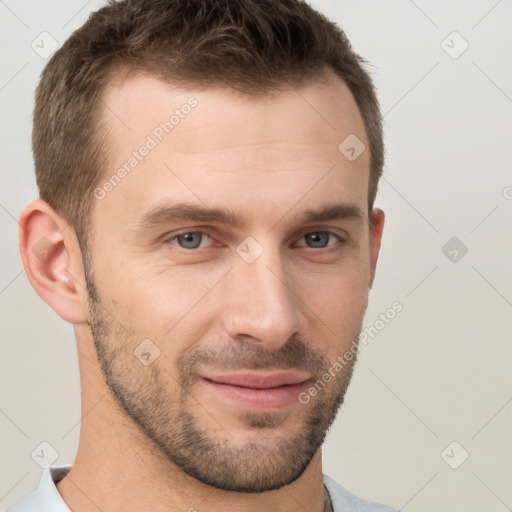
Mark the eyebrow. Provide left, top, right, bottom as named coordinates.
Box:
left=134, top=201, right=366, bottom=231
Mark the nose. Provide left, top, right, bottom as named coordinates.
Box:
left=220, top=246, right=303, bottom=352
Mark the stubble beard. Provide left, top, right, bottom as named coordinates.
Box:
left=85, top=267, right=359, bottom=492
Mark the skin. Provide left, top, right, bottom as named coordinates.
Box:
left=19, top=67, right=384, bottom=512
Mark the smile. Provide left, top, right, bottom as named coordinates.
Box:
left=200, top=371, right=311, bottom=411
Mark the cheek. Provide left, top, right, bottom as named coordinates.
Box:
left=96, top=259, right=223, bottom=351
left=304, top=274, right=368, bottom=324
left=291, top=255, right=370, bottom=338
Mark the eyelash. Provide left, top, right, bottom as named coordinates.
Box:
left=163, top=230, right=346, bottom=253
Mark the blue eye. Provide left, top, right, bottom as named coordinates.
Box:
left=172, top=232, right=212, bottom=249
left=299, top=231, right=340, bottom=249
left=304, top=232, right=329, bottom=248
left=164, top=230, right=343, bottom=252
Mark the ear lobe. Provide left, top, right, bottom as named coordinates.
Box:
left=368, top=207, right=385, bottom=288
left=19, top=199, right=89, bottom=324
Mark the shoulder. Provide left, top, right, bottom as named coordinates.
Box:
left=7, top=490, right=40, bottom=512
left=5, top=490, right=39, bottom=512
left=5, top=467, right=71, bottom=512
left=323, top=474, right=400, bottom=512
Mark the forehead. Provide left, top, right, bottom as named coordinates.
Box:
left=100, top=68, right=367, bottom=148
left=93, top=69, right=370, bottom=228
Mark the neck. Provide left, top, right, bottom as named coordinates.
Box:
left=56, top=327, right=327, bottom=512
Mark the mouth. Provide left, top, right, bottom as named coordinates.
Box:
left=199, top=370, right=311, bottom=411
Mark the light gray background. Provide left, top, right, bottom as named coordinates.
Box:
left=1, top=1, right=511, bottom=511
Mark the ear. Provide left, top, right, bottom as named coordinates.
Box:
left=368, top=208, right=385, bottom=288
left=19, top=199, right=89, bottom=324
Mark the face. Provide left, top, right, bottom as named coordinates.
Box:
left=85, top=69, right=381, bottom=492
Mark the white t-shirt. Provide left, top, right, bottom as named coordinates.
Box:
left=6, top=466, right=399, bottom=511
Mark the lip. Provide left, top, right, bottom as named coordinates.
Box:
left=200, top=371, right=311, bottom=411
left=202, top=370, right=311, bottom=389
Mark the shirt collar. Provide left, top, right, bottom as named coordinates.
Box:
left=36, top=466, right=71, bottom=511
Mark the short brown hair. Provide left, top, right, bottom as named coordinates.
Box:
left=33, top=0, right=384, bottom=250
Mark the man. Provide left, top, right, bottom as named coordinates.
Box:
left=10, top=0, right=395, bottom=510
